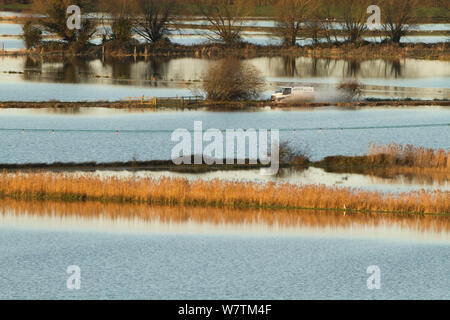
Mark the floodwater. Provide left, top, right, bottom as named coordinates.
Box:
left=0, top=12, right=448, bottom=301
left=0, top=18, right=448, bottom=51
left=0, top=107, right=448, bottom=163
left=0, top=56, right=449, bottom=101
left=0, top=200, right=448, bottom=299
left=68, top=167, right=449, bottom=194
left=0, top=33, right=447, bottom=50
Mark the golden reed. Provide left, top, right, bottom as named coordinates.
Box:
left=367, top=143, right=449, bottom=169
left=0, top=171, right=448, bottom=214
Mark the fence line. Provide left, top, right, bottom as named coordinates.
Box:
left=123, top=95, right=203, bottom=108
left=0, top=123, right=448, bottom=134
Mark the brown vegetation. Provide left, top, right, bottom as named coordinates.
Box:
left=366, top=143, right=449, bottom=169
left=318, top=143, right=450, bottom=182
left=199, top=57, right=265, bottom=101
left=0, top=99, right=448, bottom=110
left=0, top=171, right=448, bottom=214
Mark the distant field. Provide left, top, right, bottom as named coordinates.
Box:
left=0, top=3, right=31, bottom=11
left=0, top=3, right=448, bottom=21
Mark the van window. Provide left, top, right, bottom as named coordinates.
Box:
left=282, top=88, right=292, bottom=95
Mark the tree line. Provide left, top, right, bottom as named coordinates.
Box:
left=22, top=0, right=435, bottom=51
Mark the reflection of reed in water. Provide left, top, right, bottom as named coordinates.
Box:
left=366, top=167, right=450, bottom=186
left=0, top=199, right=448, bottom=238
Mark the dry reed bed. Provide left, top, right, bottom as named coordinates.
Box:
left=0, top=172, right=448, bottom=214
left=321, top=143, right=450, bottom=182
left=1, top=199, right=448, bottom=235
left=367, top=143, right=449, bottom=168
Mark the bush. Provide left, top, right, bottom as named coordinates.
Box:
left=279, top=142, right=310, bottom=165
left=22, top=21, right=42, bottom=49
left=200, top=58, right=265, bottom=101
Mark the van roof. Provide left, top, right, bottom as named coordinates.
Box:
left=280, top=87, right=314, bottom=89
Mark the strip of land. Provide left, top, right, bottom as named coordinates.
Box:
left=0, top=99, right=449, bottom=110
left=1, top=143, right=448, bottom=182
left=4, top=42, right=449, bottom=60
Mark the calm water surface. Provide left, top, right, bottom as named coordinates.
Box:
left=0, top=203, right=448, bottom=300
left=0, top=56, right=448, bottom=101
left=72, top=167, right=450, bottom=193
left=0, top=107, right=448, bottom=163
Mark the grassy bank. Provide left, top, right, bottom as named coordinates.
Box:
left=0, top=171, right=448, bottom=215
left=4, top=42, right=449, bottom=61
left=0, top=99, right=449, bottom=110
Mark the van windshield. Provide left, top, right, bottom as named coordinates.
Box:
left=282, top=88, right=292, bottom=95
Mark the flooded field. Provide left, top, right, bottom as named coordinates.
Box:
left=66, top=167, right=449, bottom=194
left=0, top=56, right=449, bottom=101
left=0, top=8, right=448, bottom=303
left=0, top=200, right=448, bottom=300
left=0, top=107, right=448, bottom=163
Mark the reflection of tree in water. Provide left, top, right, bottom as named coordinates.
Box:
left=282, top=56, right=298, bottom=77
left=146, top=57, right=170, bottom=86
left=108, top=57, right=132, bottom=83
left=61, top=58, right=91, bottom=83
left=103, top=57, right=169, bottom=86
left=45, top=107, right=83, bottom=115
left=389, top=59, right=402, bottom=78
left=24, top=56, right=41, bottom=69
left=23, top=57, right=42, bottom=81
left=315, top=59, right=338, bottom=78
left=23, top=56, right=91, bottom=83
left=344, top=59, right=361, bottom=77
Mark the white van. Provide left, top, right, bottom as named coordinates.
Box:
left=271, top=87, right=315, bottom=103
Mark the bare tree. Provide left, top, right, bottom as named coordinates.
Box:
left=196, top=0, right=249, bottom=45
left=134, top=0, right=175, bottom=43
left=22, top=21, right=42, bottom=49
left=33, top=0, right=96, bottom=49
left=317, top=0, right=340, bottom=44
left=436, top=0, right=449, bottom=11
left=99, top=0, right=136, bottom=44
left=273, top=0, right=317, bottom=47
left=200, top=58, right=265, bottom=101
left=340, top=0, right=370, bottom=42
left=381, top=0, right=418, bottom=43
